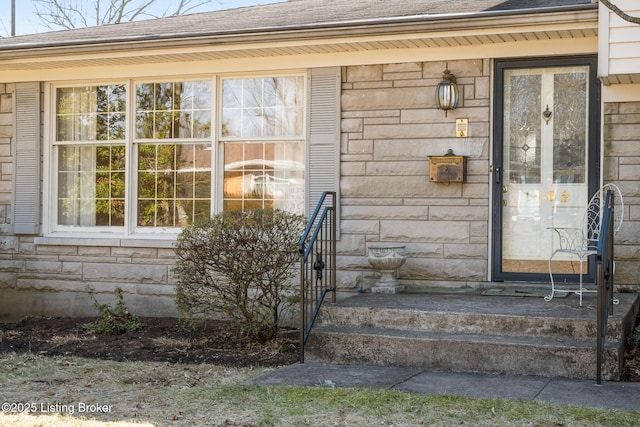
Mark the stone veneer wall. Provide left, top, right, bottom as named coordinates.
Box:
left=337, top=60, right=491, bottom=291
left=2, top=69, right=635, bottom=319
left=0, top=238, right=181, bottom=320
left=603, top=101, right=640, bottom=287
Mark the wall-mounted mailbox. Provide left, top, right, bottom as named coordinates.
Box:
left=429, top=151, right=466, bottom=183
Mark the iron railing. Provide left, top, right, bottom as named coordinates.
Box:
left=596, top=189, right=615, bottom=384
left=298, top=191, right=337, bottom=363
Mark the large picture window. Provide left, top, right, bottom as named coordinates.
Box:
left=51, top=74, right=306, bottom=234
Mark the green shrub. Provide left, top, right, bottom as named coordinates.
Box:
left=84, top=286, right=143, bottom=335
left=173, top=208, right=305, bottom=343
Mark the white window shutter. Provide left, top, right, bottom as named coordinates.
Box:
left=13, top=82, right=41, bottom=234
left=308, top=67, right=340, bottom=231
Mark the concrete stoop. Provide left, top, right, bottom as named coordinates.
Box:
left=305, top=291, right=639, bottom=381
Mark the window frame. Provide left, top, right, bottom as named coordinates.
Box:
left=131, top=77, right=216, bottom=234
left=218, top=74, right=307, bottom=214
left=44, top=72, right=308, bottom=238
left=46, top=80, right=130, bottom=235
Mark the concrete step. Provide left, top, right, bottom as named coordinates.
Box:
left=317, top=292, right=634, bottom=341
left=319, top=305, right=613, bottom=341
left=305, top=291, right=639, bottom=380
left=306, top=325, right=623, bottom=380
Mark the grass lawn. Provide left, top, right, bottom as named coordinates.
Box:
left=0, top=353, right=638, bottom=426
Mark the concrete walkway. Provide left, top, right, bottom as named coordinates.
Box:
left=247, top=362, right=640, bottom=412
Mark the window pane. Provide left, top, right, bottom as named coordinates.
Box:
left=136, top=84, right=154, bottom=111
left=191, top=81, right=212, bottom=110
left=221, top=107, right=241, bottom=137
left=221, top=76, right=304, bottom=138
left=222, top=80, right=242, bottom=108
left=192, top=110, right=212, bottom=138
left=243, top=79, right=262, bottom=108
left=155, top=82, right=173, bottom=110
left=137, top=143, right=211, bottom=227
left=136, top=112, right=154, bottom=139
left=56, top=85, right=125, bottom=142
left=57, top=144, right=126, bottom=226
left=193, top=200, right=211, bottom=224
left=154, top=111, right=173, bottom=139
left=135, top=80, right=211, bottom=140
left=223, top=140, right=304, bottom=213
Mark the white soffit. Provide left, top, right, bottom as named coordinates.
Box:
left=601, top=74, right=640, bottom=85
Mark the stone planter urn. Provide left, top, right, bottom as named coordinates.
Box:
left=367, top=244, right=407, bottom=294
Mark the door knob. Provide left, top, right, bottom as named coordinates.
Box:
left=543, top=105, right=552, bottom=124
left=503, top=186, right=508, bottom=193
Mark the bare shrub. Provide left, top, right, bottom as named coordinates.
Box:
left=83, top=286, right=143, bottom=335
left=173, top=208, right=305, bottom=343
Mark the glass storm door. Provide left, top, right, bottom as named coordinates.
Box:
left=493, top=58, right=599, bottom=282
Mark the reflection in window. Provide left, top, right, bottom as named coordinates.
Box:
left=137, top=143, right=211, bottom=227
left=505, top=74, right=541, bottom=184
left=135, top=80, right=212, bottom=227
left=553, top=71, right=587, bottom=184
left=223, top=141, right=304, bottom=213
left=221, top=76, right=305, bottom=214
left=56, top=85, right=126, bottom=142
left=222, top=77, right=304, bottom=138
left=136, top=81, right=211, bottom=139
left=52, top=75, right=305, bottom=231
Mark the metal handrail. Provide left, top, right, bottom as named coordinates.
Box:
left=596, top=190, right=615, bottom=384
left=298, top=191, right=337, bottom=363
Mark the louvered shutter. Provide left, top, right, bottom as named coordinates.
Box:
left=13, top=82, right=41, bottom=234
left=308, top=67, right=340, bottom=234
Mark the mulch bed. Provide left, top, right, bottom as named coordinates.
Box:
left=1, top=315, right=639, bottom=381
left=0, top=316, right=299, bottom=368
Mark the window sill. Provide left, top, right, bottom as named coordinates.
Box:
left=35, top=233, right=178, bottom=248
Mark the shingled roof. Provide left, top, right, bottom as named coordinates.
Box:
left=0, top=0, right=596, bottom=50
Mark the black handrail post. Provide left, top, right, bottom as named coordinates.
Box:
left=298, top=191, right=337, bottom=363
left=299, top=243, right=306, bottom=363
left=596, top=190, right=614, bottom=384
left=331, top=192, right=337, bottom=304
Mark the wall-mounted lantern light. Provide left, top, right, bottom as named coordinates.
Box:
left=435, top=65, right=459, bottom=116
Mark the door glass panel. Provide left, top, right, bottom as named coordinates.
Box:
left=506, top=74, right=541, bottom=185
left=501, top=66, right=589, bottom=274
left=553, top=72, right=587, bottom=184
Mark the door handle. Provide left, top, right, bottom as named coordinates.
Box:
left=494, top=167, right=501, bottom=184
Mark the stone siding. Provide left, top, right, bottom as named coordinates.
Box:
left=0, top=237, right=179, bottom=320
left=603, top=101, right=640, bottom=287
left=338, top=60, right=491, bottom=291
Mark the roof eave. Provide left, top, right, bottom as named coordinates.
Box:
left=0, top=3, right=598, bottom=59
